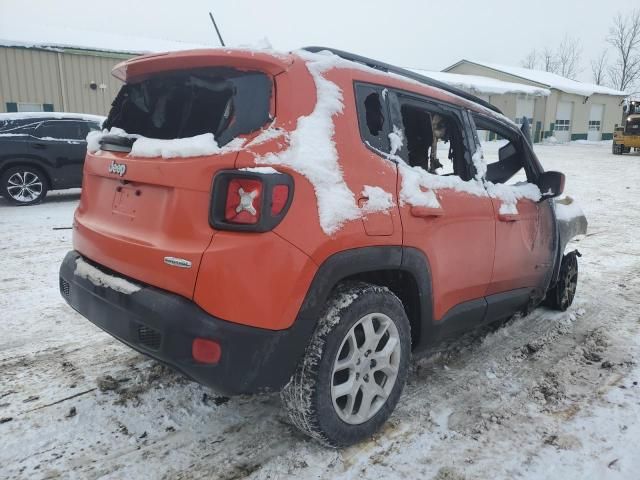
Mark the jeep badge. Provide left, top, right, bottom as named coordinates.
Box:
left=108, top=161, right=126, bottom=177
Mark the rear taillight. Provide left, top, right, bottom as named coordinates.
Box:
left=210, top=170, right=294, bottom=232
left=225, top=178, right=263, bottom=224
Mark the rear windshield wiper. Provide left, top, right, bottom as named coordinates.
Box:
left=99, top=135, right=135, bottom=153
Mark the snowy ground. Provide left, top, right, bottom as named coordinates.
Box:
left=1, top=142, right=639, bottom=479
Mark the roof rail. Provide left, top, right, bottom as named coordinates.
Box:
left=302, top=46, right=503, bottom=115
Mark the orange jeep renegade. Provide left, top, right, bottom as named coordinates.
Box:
left=59, top=47, right=586, bottom=446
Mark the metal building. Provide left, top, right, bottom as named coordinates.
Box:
left=0, top=32, right=208, bottom=116
left=440, top=60, right=627, bottom=143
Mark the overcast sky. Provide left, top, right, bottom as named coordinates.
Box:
left=1, top=0, right=639, bottom=83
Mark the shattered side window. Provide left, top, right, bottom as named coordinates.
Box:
left=473, top=114, right=530, bottom=185
left=395, top=97, right=469, bottom=179
left=103, top=68, right=272, bottom=146
left=354, top=83, right=391, bottom=154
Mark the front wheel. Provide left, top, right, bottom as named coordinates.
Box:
left=1, top=166, right=48, bottom=205
left=544, top=251, right=580, bottom=311
left=281, top=282, right=411, bottom=447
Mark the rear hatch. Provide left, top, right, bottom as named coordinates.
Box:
left=74, top=50, right=289, bottom=298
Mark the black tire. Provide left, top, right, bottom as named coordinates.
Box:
left=543, top=251, right=579, bottom=311
left=281, top=282, right=411, bottom=447
left=612, top=143, right=623, bottom=155
left=0, top=165, right=49, bottom=205
left=623, top=146, right=631, bottom=154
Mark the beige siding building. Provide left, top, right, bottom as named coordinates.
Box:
left=0, top=32, right=207, bottom=116
left=442, top=60, right=627, bottom=142
left=0, top=45, right=133, bottom=115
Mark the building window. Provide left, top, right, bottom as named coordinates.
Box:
left=17, top=102, right=44, bottom=112
left=588, top=120, right=601, bottom=132
left=555, top=119, right=571, bottom=131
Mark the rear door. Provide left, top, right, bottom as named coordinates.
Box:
left=389, top=91, right=496, bottom=330
left=34, top=120, right=88, bottom=187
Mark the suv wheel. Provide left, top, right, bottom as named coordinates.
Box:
left=544, top=251, right=579, bottom=311
left=281, top=282, right=411, bottom=447
left=1, top=166, right=48, bottom=205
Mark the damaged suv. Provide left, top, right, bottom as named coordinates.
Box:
left=59, top=47, right=587, bottom=447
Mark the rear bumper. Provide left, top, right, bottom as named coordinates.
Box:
left=59, top=250, right=299, bottom=395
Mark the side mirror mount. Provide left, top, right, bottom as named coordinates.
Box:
left=538, top=171, right=565, bottom=200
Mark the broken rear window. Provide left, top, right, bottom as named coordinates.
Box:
left=103, top=68, right=272, bottom=146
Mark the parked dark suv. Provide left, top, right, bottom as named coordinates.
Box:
left=0, top=112, right=104, bottom=205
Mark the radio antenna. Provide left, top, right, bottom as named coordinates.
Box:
left=209, top=11, right=226, bottom=47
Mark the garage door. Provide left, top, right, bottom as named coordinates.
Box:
left=555, top=101, right=573, bottom=143
left=588, top=104, right=604, bottom=141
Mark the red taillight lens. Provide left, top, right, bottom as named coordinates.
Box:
left=271, top=184, right=289, bottom=215
left=224, top=178, right=263, bottom=224
left=211, top=170, right=293, bottom=232
left=192, top=338, right=222, bottom=364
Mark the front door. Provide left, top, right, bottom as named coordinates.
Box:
left=389, top=92, right=496, bottom=327
left=471, top=113, right=555, bottom=300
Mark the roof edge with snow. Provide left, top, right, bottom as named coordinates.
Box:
left=443, top=59, right=627, bottom=98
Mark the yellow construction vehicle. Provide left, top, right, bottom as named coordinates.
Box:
left=613, top=99, right=640, bottom=154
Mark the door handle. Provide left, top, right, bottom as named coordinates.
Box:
left=498, top=213, right=520, bottom=222
left=410, top=206, right=444, bottom=218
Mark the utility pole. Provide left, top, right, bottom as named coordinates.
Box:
left=209, top=11, right=226, bottom=47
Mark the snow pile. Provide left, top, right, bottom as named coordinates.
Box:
left=0, top=25, right=209, bottom=55
left=394, top=147, right=540, bottom=214
left=245, top=122, right=288, bottom=147
left=74, top=258, right=140, bottom=295
left=472, top=148, right=487, bottom=180
left=412, top=70, right=551, bottom=97
left=130, top=134, right=244, bottom=159
left=0, top=111, right=105, bottom=123
left=361, top=185, right=395, bottom=213
left=554, top=196, right=585, bottom=222
left=239, top=166, right=280, bottom=174
left=257, top=50, right=361, bottom=234
left=464, top=60, right=627, bottom=97
left=485, top=181, right=542, bottom=214
left=86, top=128, right=245, bottom=159
left=388, top=126, right=404, bottom=155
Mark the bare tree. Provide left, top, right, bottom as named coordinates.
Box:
left=555, top=35, right=582, bottom=79
left=541, top=47, right=558, bottom=73
left=607, top=9, right=640, bottom=91
left=590, top=50, right=608, bottom=85
left=521, top=49, right=538, bottom=69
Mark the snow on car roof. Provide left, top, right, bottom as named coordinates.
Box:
left=0, top=112, right=105, bottom=123
left=0, top=25, right=210, bottom=55
left=410, top=69, right=551, bottom=97
left=445, top=60, right=627, bottom=97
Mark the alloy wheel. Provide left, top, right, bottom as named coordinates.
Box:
left=331, top=312, right=401, bottom=425
left=6, top=171, right=44, bottom=203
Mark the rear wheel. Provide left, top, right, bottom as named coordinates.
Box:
left=1, top=166, right=48, bottom=205
left=281, top=282, right=411, bottom=447
left=612, top=143, right=623, bottom=155
left=544, top=251, right=579, bottom=311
